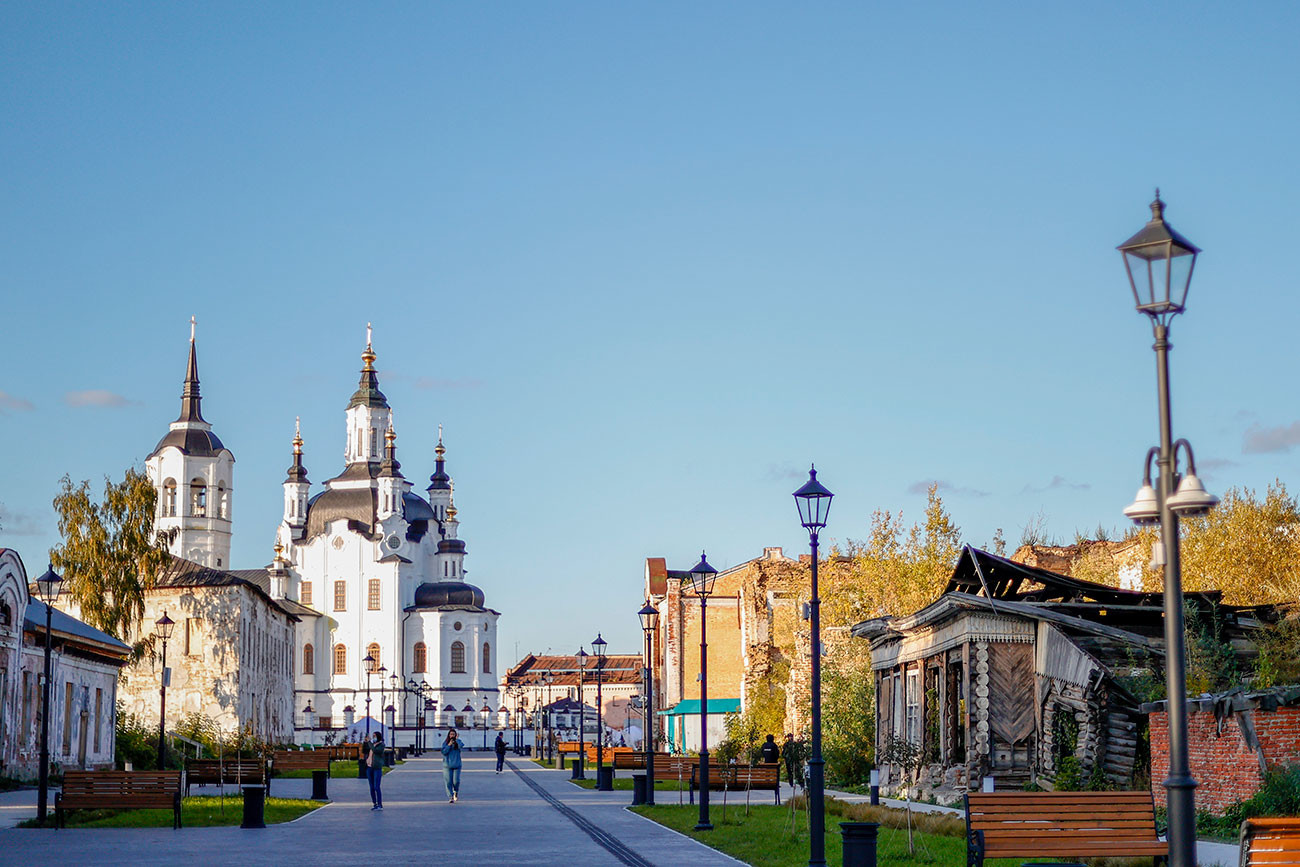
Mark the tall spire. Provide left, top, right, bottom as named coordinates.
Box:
left=286, top=416, right=309, bottom=483
left=176, top=315, right=206, bottom=424
left=348, top=321, right=388, bottom=409
left=428, top=425, right=451, bottom=491
left=379, top=423, right=403, bottom=478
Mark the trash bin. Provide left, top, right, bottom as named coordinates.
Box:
left=597, top=765, right=614, bottom=791
left=631, top=774, right=647, bottom=806
left=385, top=748, right=396, bottom=767
left=311, top=769, right=329, bottom=801
left=241, top=784, right=267, bottom=829
left=839, top=822, right=879, bottom=867
left=357, top=758, right=367, bottom=778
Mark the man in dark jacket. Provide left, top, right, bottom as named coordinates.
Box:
left=781, top=733, right=799, bottom=786
left=760, top=734, right=780, bottom=764
left=494, top=732, right=508, bottom=773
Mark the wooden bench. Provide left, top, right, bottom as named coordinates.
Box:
left=964, top=791, right=1168, bottom=867
left=56, top=770, right=182, bottom=829
left=733, top=765, right=781, bottom=805
left=184, top=758, right=265, bottom=796
left=1240, top=817, right=1300, bottom=865
left=613, top=751, right=670, bottom=771
left=328, top=743, right=361, bottom=762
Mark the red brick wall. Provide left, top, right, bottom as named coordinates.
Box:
left=1149, top=706, right=1300, bottom=815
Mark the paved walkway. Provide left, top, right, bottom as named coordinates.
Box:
left=0, top=756, right=737, bottom=866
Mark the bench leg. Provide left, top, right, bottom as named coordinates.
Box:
left=774, top=787, right=780, bottom=806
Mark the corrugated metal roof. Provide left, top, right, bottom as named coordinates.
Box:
left=25, top=600, right=130, bottom=656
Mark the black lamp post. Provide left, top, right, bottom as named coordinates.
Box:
left=388, top=672, right=398, bottom=741
left=363, top=652, right=377, bottom=738
left=155, top=610, right=176, bottom=769
left=303, top=701, right=315, bottom=747
left=576, top=648, right=588, bottom=779
left=406, top=679, right=419, bottom=752
left=377, top=665, right=388, bottom=736
left=686, top=553, right=718, bottom=830
left=592, top=634, right=609, bottom=789
left=794, top=466, right=834, bottom=866
left=481, top=703, right=492, bottom=749
left=35, top=564, right=61, bottom=825
left=638, top=600, right=659, bottom=806
left=1118, top=191, right=1215, bottom=867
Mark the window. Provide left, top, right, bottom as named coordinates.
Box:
left=184, top=617, right=202, bottom=656
left=333, top=644, right=347, bottom=675
left=94, top=688, right=103, bottom=752
left=367, top=642, right=381, bottom=669
left=905, top=669, right=921, bottom=745
left=368, top=578, right=381, bottom=610
left=450, top=641, right=466, bottom=674
left=216, top=482, right=228, bottom=518
left=370, top=428, right=378, bottom=457
left=62, top=681, right=73, bottom=755
left=303, top=644, right=315, bottom=675
left=413, top=642, right=427, bottom=673
left=318, top=715, right=332, bottom=730
left=333, top=580, right=346, bottom=611
left=454, top=715, right=466, bottom=728
left=190, top=478, right=207, bottom=517
left=163, top=479, right=177, bottom=517
left=482, top=642, right=491, bottom=674
left=22, top=672, right=32, bottom=738
left=301, top=581, right=312, bottom=606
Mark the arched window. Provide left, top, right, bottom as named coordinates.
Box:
left=367, top=642, right=381, bottom=669
left=333, top=644, right=347, bottom=675
left=216, top=482, right=228, bottom=518
left=190, top=478, right=207, bottom=517
left=482, top=642, right=491, bottom=674
left=450, top=641, right=466, bottom=674
left=413, top=642, right=427, bottom=673
left=303, top=643, right=314, bottom=675
left=163, top=479, right=177, bottom=517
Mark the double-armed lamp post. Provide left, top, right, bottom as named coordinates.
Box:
left=794, top=466, right=834, bottom=867
left=1117, top=192, right=1218, bottom=867
left=576, top=648, right=588, bottom=779
left=592, top=634, right=609, bottom=790
left=363, top=652, right=377, bottom=738
left=685, top=552, right=718, bottom=831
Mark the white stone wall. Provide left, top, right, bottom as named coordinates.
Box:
left=118, top=585, right=294, bottom=743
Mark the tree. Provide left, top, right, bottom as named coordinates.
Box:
left=50, top=468, right=174, bottom=641
left=821, top=642, right=874, bottom=785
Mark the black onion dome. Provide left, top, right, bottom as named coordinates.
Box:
left=413, top=581, right=485, bottom=608
left=437, top=538, right=466, bottom=555
left=401, top=492, right=435, bottom=521
left=150, top=427, right=227, bottom=459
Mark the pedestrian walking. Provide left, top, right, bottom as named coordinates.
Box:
left=760, top=733, right=779, bottom=765
left=441, top=729, right=463, bottom=802
left=781, top=733, right=798, bottom=786
left=494, top=732, right=507, bottom=773
left=366, top=730, right=385, bottom=810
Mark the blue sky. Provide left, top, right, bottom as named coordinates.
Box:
left=3, top=3, right=1299, bottom=661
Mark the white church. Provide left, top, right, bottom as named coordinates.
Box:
left=140, top=323, right=501, bottom=743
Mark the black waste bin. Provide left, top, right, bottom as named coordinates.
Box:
left=385, top=748, right=396, bottom=767
left=839, top=822, right=879, bottom=867
left=596, top=765, right=614, bottom=791
left=631, top=774, right=647, bottom=806
left=241, top=784, right=267, bottom=829
left=357, top=757, right=367, bottom=778
left=311, top=769, right=329, bottom=801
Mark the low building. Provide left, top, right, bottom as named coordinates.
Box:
left=0, top=549, right=130, bottom=778
left=853, top=546, right=1269, bottom=795
left=502, top=652, right=641, bottom=733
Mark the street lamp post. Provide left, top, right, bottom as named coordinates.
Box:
left=1118, top=192, right=1216, bottom=867
left=544, top=672, right=556, bottom=764
left=576, top=648, right=588, bottom=779
left=686, top=553, right=718, bottom=830
left=638, top=600, right=659, bottom=806
left=363, top=653, right=377, bottom=738
left=794, top=466, right=834, bottom=866
left=377, top=665, right=388, bottom=736
left=35, top=565, right=62, bottom=825
left=155, top=611, right=176, bottom=769
left=303, top=701, right=315, bottom=747
left=482, top=703, right=492, bottom=750
left=592, top=634, right=609, bottom=790
left=388, top=672, right=398, bottom=744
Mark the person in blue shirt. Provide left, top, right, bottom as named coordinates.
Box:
left=441, top=729, right=463, bottom=802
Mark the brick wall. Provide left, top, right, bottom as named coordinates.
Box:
left=1149, top=706, right=1300, bottom=815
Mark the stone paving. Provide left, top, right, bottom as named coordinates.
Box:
left=0, top=756, right=738, bottom=866
left=0, top=763, right=1243, bottom=865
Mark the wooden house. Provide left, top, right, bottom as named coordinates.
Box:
left=852, top=546, right=1269, bottom=795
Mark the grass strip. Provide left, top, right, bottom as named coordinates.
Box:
left=20, top=795, right=322, bottom=829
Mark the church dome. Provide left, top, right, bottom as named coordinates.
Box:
left=437, top=538, right=466, bottom=555
left=150, top=427, right=227, bottom=458
left=413, top=581, right=485, bottom=608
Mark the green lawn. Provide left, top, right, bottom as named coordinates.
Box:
left=632, top=800, right=1161, bottom=867
left=277, top=760, right=399, bottom=778
left=571, top=776, right=689, bottom=792
left=21, top=795, right=322, bottom=829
